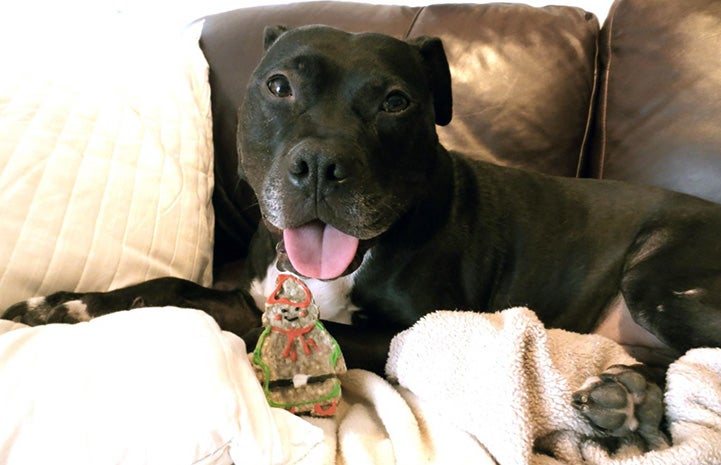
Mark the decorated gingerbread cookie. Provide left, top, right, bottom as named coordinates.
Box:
left=252, top=274, right=346, bottom=416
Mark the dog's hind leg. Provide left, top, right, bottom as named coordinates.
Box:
left=623, top=274, right=721, bottom=354
left=619, top=209, right=721, bottom=352
left=620, top=241, right=721, bottom=354
left=573, top=222, right=721, bottom=451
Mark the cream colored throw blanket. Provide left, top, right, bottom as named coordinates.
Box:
left=1, top=307, right=720, bottom=464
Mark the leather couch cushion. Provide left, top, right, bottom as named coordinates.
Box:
left=200, top=1, right=599, bottom=261
left=590, top=0, right=721, bottom=203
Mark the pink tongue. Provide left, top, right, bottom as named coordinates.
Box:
left=283, top=222, right=360, bottom=280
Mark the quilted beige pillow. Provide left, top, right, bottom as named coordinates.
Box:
left=0, top=25, right=214, bottom=309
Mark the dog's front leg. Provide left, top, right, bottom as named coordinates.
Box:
left=1, top=277, right=261, bottom=338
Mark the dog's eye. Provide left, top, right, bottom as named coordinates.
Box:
left=267, top=75, right=292, bottom=98
left=382, top=92, right=410, bottom=113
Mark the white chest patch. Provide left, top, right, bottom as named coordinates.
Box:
left=250, top=259, right=361, bottom=325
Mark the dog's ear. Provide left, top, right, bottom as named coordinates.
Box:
left=264, top=25, right=290, bottom=51
left=407, top=36, right=453, bottom=126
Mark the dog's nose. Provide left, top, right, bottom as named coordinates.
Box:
left=288, top=150, right=350, bottom=189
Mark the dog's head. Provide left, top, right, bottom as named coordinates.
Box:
left=238, top=25, right=452, bottom=280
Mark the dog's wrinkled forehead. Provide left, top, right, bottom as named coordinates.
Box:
left=256, top=26, right=427, bottom=88
left=246, top=24, right=453, bottom=127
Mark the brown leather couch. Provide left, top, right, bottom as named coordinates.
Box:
left=199, top=0, right=721, bottom=268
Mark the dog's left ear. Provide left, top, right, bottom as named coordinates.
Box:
left=264, top=25, right=290, bottom=51
left=407, top=36, right=453, bottom=126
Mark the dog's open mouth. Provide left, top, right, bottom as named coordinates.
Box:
left=281, top=220, right=361, bottom=280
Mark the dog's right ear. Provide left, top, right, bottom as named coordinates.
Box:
left=407, top=36, right=453, bottom=126
left=264, top=25, right=290, bottom=51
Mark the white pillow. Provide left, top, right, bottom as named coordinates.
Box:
left=0, top=23, right=215, bottom=309
left=0, top=307, right=323, bottom=465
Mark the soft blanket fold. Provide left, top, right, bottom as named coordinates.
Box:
left=385, top=307, right=639, bottom=464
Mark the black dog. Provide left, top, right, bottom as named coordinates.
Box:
left=5, top=25, right=721, bottom=444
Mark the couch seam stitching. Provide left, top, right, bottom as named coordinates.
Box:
left=597, top=1, right=618, bottom=179
left=403, top=6, right=425, bottom=39
left=576, top=17, right=601, bottom=178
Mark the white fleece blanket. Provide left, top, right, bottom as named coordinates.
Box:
left=311, top=308, right=721, bottom=465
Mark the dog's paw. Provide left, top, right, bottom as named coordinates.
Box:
left=572, top=365, right=669, bottom=450
left=2, top=292, right=90, bottom=326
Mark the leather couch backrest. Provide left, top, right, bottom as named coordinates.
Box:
left=591, top=0, right=721, bottom=203
left=200, top=1, right=599, bottom=261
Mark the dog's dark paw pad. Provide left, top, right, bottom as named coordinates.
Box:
left=572, top=365, right=669, bottom=450
left=572, top=374, right=636, bottom=433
